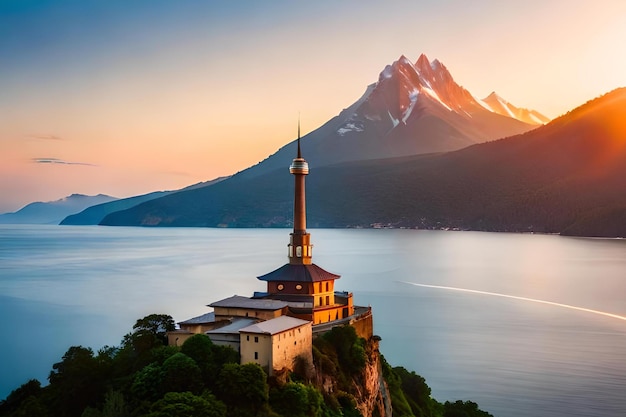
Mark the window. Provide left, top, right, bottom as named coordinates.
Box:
left=277, top=284, right=284, bottom=291
left=319, top=297, right=323, bottom=306
left=254, top=336, right=259, bottom=343
left=246, top=335, right=249, bottom=341
left=326, top=282, right=329, bottom=292
left=318, top=283, right=322, bottom=292
left=254, top=352, right=258, bottom=360
left=326, top=295, right=329, bottom=305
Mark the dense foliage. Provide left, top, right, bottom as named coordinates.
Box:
left=0, top=315, right=493, bottom=417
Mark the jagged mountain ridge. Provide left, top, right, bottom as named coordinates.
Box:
left=239, top=53, right=543, bottom=178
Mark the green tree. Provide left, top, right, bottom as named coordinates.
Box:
left=8, top=395, right=49, bottom=417
left=119, top=314, right=176, bottom=370
left=181, top=334, right=239, bottom=390
left=80, top=390, right=128, bottom=417
left=443, top=400, right=493, bottom=417
left=380, top=357, right=414, bottom=417
left=216, top=363, right=268, bottom=416
left=181, top=334, right=215, bottom=380
left=269, top=382, right=322, bottom=417
left=131, top=363, right=164, bottom=402
left=161, top=353, right=203, bottom=394
left=132, top=314, right=175, bottom=345
left=48, top=346, right=105, bottom=417
left=143, top=391, right=226, bottom=417
left=101, top=390, right=129, bottom=417
left=320, top=325, right=367, bottom=375
left=0, top=379, right=43, bottom=415
left=394, top=366, right=438, bottom=417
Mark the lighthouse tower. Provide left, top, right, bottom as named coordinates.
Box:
left=257, top=124, right=354, bottom=324
left=288, top=123, right=312, bottom=265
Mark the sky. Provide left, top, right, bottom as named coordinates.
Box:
left=1, top=0, right=626, bottom=213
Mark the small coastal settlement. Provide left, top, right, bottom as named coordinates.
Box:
left=168, top=134, right=373, bottom=376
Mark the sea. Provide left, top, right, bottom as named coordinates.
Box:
left=1, top=225, right=625, bottom=416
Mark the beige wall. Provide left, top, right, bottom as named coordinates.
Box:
left=240, top=322, right=312, bottom=376
left=167, top=331, right=196, bottom=347
left=271, top=322, right=312, bottom=373
left=240, top=333, right=272, bottom=373
left=178, top=320, right=228, bottom=335
left=214, top=306, right=283, bottom=321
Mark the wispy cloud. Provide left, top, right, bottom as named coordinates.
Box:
left=26, top=134, right=65, bottom=141
left=32, top=158, right=96, bottom=166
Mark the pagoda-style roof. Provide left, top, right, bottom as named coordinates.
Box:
left=257, top=263, right=340, bottom=283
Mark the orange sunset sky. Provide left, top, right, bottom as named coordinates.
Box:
left=1, top=0, right=626, bottom=213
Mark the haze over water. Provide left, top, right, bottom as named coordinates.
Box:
left=1, top=225, right=625, bottom=416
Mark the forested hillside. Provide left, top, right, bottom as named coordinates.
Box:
left=0, top=314, right=491, bottom=417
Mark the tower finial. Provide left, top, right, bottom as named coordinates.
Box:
left=297, top=114, right=302, bottom=158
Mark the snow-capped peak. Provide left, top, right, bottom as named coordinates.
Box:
left=337, top=54, right=549, bottom=138
left=482, top=91, right=550, bottom=125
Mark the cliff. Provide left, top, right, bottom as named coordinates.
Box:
left=353, top=338, right=392, bottom=417
left=311, top=324, right=392, bottom=417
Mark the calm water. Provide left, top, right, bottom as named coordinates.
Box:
left=1, top=225, right=625, bottom=416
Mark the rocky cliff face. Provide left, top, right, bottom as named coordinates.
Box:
left=353, top=338, right=392, bottom=417
left=316, top=337, right=392, bottom=417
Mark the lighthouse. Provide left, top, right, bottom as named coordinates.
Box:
left=256, top=123, right=354, bottom=324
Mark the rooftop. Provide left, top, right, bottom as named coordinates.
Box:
left=205, top=317, right=258, bottom=335
left=178, top=311, right=216, bottom=325
left=239, top=315, right=311, bottom=335
left=209, top=295, right=289, bottom=310
left=257, top=263, right=340, bottom=283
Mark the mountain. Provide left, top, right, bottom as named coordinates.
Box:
left=100, top=88, right=626, bottom=237
left=237, top=54, right=543, bottom=179
left=482, top=92, right=551, bottom=125
left=60, top=177, right=228, bottom=225
left=0, top=194, right=118, bottom=225
left=60, top=191, right=173, bottom=226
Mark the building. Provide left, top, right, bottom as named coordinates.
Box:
left=169, top=126, right=372, bottom=376
left=239, top=316, right=312, bottom=373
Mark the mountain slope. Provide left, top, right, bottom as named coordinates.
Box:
left=60, top=177, right=228, bottom=225
left=100, top=88, right=626, bottom=237
left=482, top=92, right=551, bottom=125
left=60, top=191, right=172, bottom=226
left=0, top=194, right=118, bottom=225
